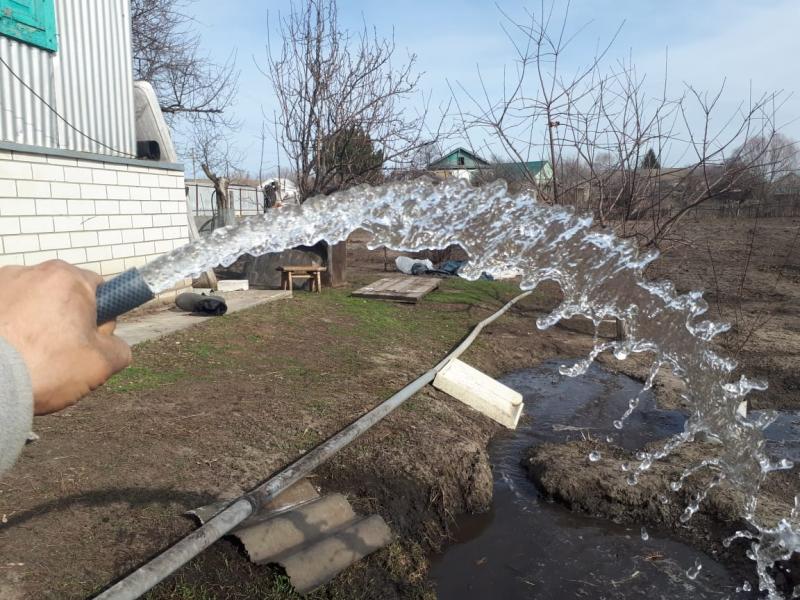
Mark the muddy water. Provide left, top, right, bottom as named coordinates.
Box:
left=430, top=360, right=753, bottom=599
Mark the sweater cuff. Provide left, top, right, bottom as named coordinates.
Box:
left=0, top=337, right=33, bottom=475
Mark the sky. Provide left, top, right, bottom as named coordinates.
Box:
left=179, top=0, right=800, bottom=178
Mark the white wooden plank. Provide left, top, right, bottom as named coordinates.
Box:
left=433, top=358, right=524, bottom=429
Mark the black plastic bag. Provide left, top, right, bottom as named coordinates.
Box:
left=175, top=292, right=228, bottom=316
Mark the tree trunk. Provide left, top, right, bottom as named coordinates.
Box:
left=201, top=163, right=235, bottom=228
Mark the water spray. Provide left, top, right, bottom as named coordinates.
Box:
left=94, top=178, right=798, bottom=597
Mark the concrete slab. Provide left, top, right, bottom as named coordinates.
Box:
left=116, top=289, right=291, bottom=346
left=217, top=279, right=249, bottom=292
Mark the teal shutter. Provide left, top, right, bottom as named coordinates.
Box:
left=0, top=0, right=58, bottom=52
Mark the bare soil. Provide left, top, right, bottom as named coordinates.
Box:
left=645, top=217, right=800, bottom=410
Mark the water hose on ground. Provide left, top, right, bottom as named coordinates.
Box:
left=95, top=290, right=532, bottom=600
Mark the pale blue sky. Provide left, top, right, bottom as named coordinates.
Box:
left=180, top=0, right=800, bottom=177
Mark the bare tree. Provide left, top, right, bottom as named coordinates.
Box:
left=194, top=120, right=244, bottom=228
left=131, top=0, right=239, bottom=122
left=722, top=133, right=799, bottom=207
left=453, top=2, right=791, bottom=249
left=264, top=0, right=440, bottom=201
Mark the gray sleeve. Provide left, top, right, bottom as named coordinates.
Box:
left=0, top=337, right=33, bottom=475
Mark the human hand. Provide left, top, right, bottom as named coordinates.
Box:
left=0, top=260, right=131, bottom=415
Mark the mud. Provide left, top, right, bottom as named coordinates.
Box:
left=526, top=437, right=800, bottom=591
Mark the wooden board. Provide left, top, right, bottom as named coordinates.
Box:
left=433, top=358, right=524, bottom=429
left=351, top=277, right=440, bottom=303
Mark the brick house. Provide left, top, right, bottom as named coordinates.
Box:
left=0, top=0, right=189, bottom=294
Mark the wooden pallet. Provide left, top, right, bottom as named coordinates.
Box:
left=351, top=276, right=440, bottom=303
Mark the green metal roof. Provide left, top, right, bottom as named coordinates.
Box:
left=494, top=160, right=550, bottom=176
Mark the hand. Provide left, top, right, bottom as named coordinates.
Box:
left=0, top=260, right=131, bottom=415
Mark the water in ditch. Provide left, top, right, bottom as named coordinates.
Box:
left=138, top=178, right=797, bottom=596
left=431, top=360, right=761, bottom=599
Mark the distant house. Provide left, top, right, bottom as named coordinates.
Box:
left=0, top=0, right=189, bottom=296
left=428, top=147, right=490, bottom=171
left=492, top=160, right=553, bottom=187
left=427, top=147, right=552, bottom=187
left=427, top=147, right=490, bottom=182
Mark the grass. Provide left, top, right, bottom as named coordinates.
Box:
left=107, top=366, right=186, bottom=393
left=280, top=357, right=323, bottom=383
left=425, top=277, right=522, bottom=306
left=184, top=342, right=218, bottom=359
left=330, top=291, right=418, bottom=339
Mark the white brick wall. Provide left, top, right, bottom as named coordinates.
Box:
left=0, top=148, right=188, bottom=283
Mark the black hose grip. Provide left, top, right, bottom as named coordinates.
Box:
left=96, top=268, right=155, bottom=325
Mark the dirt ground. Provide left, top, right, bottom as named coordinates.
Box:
left=646, top=217, right=800, bottom=410
left=0, top=217, right=796, bottom=600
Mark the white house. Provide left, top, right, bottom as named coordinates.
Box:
left=0, top=0, right=189, bottom=295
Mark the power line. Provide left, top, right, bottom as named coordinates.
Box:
left=0, top=54, right=138, bottom=159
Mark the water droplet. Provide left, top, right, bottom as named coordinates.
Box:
left=626, top=473, right=638, bottom=486
left=657, top=493, right=670, bottom=505
left=741, top=581, right=751, bottom=592
left=640, top=526, right=649, bottom=541
left=613, top=420, right=624, bottom=430
left=620, top=461, right=630, bottom=472
left=670, top=480, right=682, bottom=492
left=605, top=435, right=614, bottom=443
left=686, top=558, right=702, bottom=580
left=588, top=451, right=601, bottom=462
left=679, top=507, right=694, bottom=523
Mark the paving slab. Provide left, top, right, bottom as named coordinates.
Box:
left=116, top=289, right=291, bottom=346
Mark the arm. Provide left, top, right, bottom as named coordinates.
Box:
left=0, top=337, right=32, bottom=474
left=0, top=260, right=131, bottom=474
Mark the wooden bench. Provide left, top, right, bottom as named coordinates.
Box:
left=277, top=265, right=326, bottom=292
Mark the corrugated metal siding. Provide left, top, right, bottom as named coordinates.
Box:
left=0, top=0, right=135, bottom=157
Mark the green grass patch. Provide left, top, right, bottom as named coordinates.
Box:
left=107, top=366, right=186, bottom=393
left=184, top=342, right=217, bottom=359
left=341, top=300, right=412, bottom=338
left=425, top=277, right=522, bottom=306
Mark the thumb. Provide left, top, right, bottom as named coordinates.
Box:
left=93, top=332, right=132, bottom=379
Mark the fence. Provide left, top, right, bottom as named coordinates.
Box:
left=569, top=196, right=800, bottom=222
left=186, top=182, right=264, bottom=219
left=695, top=198, right=800, bottom=219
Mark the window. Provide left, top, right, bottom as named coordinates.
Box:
left=0, top=0, right=58, bottom=52
left=457, top=156, right=465, bottom=166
